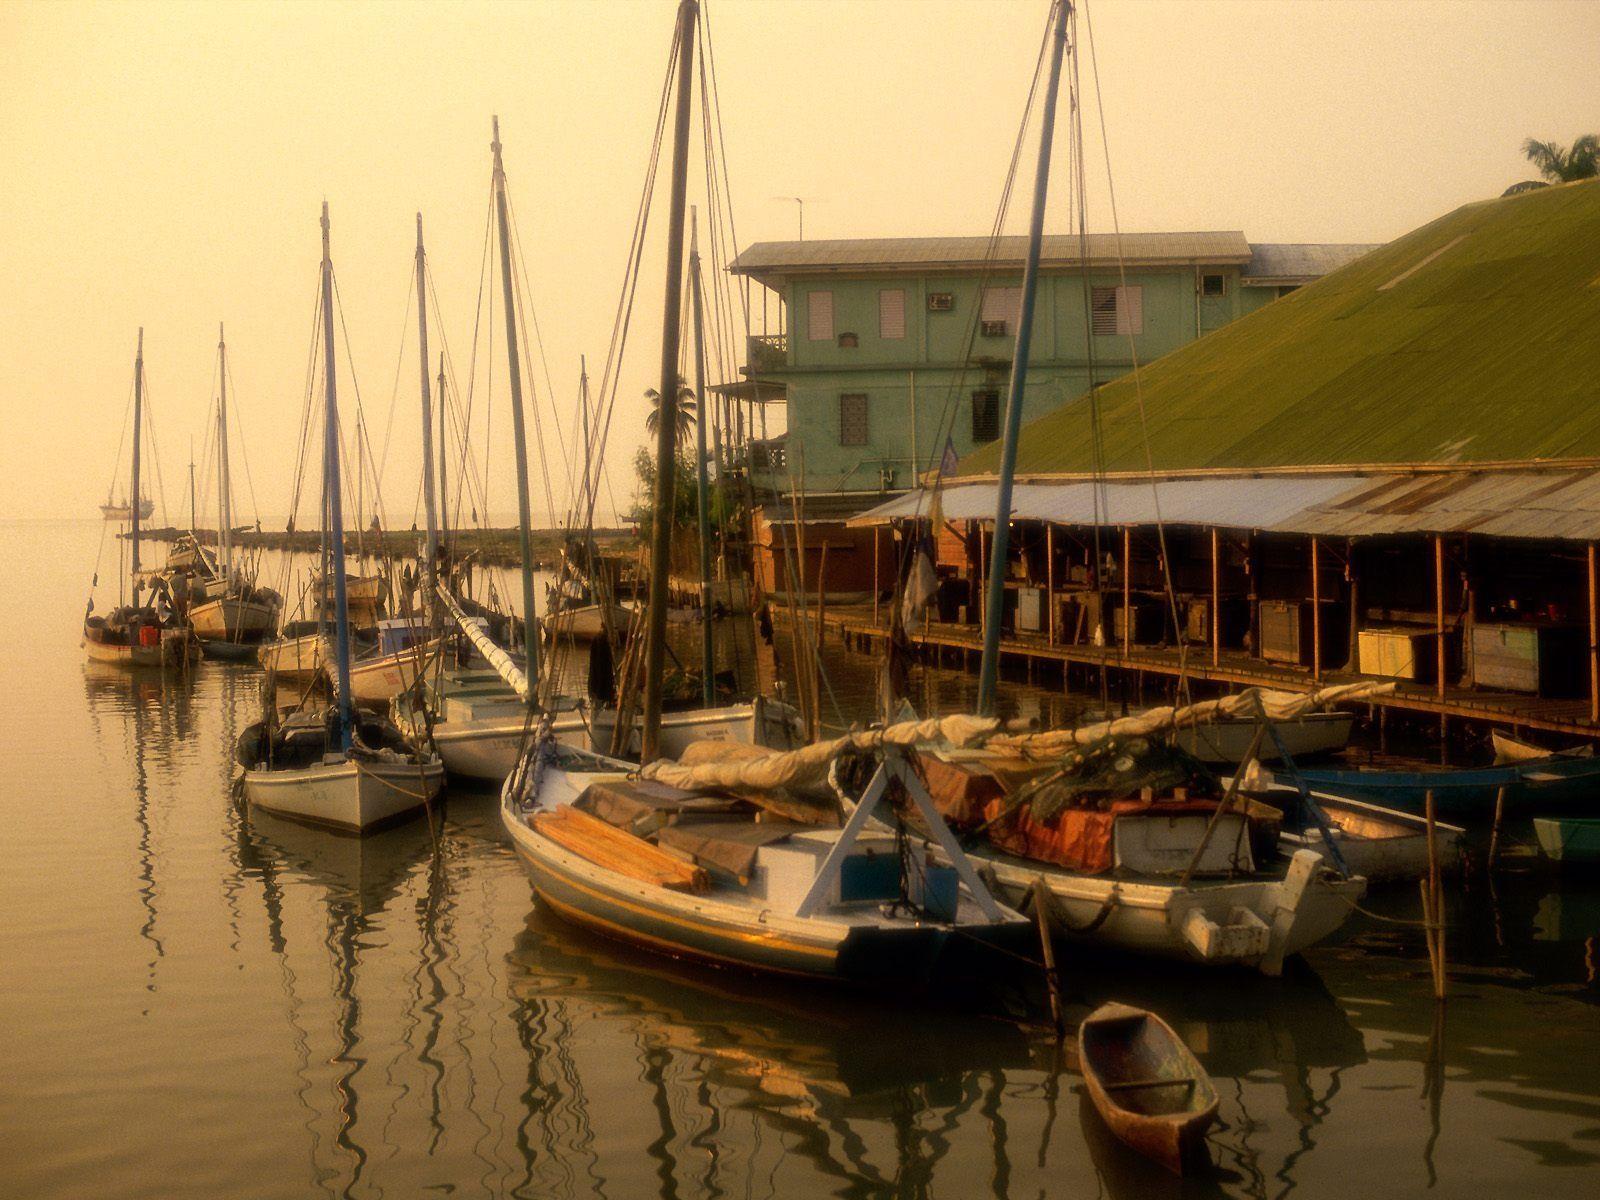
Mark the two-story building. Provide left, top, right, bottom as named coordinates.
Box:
left=732, top=233, right=1379, bottom=495
left=730, top=232, right=1379, bottom=599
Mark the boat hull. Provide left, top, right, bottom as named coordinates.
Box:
left=244, top=756, right=444, bottom=833
left=1533, top=817, right=1600, bottom=865
left=1278, top=791, right=1464, bottom=883
left=588, top=700, right=800, bottom=759
left=1173, top=712, right=1354, bottom=764
left=83, top=629, right=191, bottom=669
left=349, top=638, right=445, bottom=707
left=258, top=632, right=328, bottom=681
left=190, top=596, right=276, bottom=643
left=1299, top=754, right=1600, bottom=822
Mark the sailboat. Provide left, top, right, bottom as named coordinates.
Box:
left=84, top=329, right=192, bottom=669
left=239, top=204, right=443, bottom=833
left=499, top=1, right=1027, bottom=980
left=187, top=325, right=281, bottom=657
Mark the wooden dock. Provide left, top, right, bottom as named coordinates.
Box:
left=792, top=604, right=1600, bottom=740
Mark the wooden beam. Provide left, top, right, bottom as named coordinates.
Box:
left=1046, top=522, right=1056, bottom=645
left=1122, top=525, right=1132, bottom=657
left=1589, top=542, right=1598, bottom=724
left=1210, top=526, right=1220, bottom=667
left=872, top=525, right=881, bottom=627
left=1347, top=537, right=1360, bottom=673
left=1435, top=535, right=1447, bottom=701
left=1311, top=536, right=1322, bottom=682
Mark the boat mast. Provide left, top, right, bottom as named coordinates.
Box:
left=641, top=0, right=699, bottom=763
left=491, top=116, right=541, bottom=694
left=131, top=327, right=144, bottom=587
left=414, top=214, right=440, bottom=626
left=976, top=0, right=1071, bottom=716
left=436, top=353, right=449, bottom=559
left=320, top=202, right=355, bottom=751
left=217, top=323, right=233, bottom=584
left=688, top=209, right=715, bottom=707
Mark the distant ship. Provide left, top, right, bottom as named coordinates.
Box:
left=100, top=496, right=154, bottom=521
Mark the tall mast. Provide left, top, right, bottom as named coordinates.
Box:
left=131, top=327, right=144, bottom=583
left=320, top=202, right=355, bottom=752
left=414, top=214, right=440, bottom=625
left=976, top=0, right=1071, bottom=715
left=641, top=0, right=699, bottom=763
left=688, top=209, right=715, bottom=707
left=436, top=353, right=449, bottom=559
left=217, top=323, right=233, bottom=582
left=188, top=442, right=196, bottom=532
left=491, top=116, right=541, bottom=695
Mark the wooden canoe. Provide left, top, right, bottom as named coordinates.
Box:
left=1079, top=1002, right=1218, bottom=1175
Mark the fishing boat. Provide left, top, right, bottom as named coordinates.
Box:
left=99, top=495, right=154, bottom=521
left=186, top=326, right=280, bottom=657
left=239, top=204, right=442, bottom=834
left=1298, top=752, right=1600, bottom=822
left=503, top=721, right=1030, bottom=982
left=83, top=329, right=192, bottom=670
left=1268, top=787, right=1465, bottom=882
left=1078, top=1002, right=1219, bottom=1175
left=1492, top=729, right=1593, bottom=764
left=1172, top=711, right=1354, bottom=765
left=1532, top=816, right=1600, bottom=866
left=258, top=620, right=328, bottom=681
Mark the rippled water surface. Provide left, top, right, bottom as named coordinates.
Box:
left=5, top=518, right=1600, bottom=1199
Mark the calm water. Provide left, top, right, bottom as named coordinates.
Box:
left=5, top=517, right=1600, bottom=1199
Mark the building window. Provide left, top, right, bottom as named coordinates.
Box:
left=971, top=390, right=1000, bottom=445
left=928, top=291, right=954, bottom=311
left=1090, top=285, right=1143, bottom=336
left=980, top=286, right=1022, bottom=334
left=839, top=393, right=869, bottom=446
left=878, top=289, right=906, bottom=339
left=806, top=290, right=834, bottom=341
left=1201, top=273, right=1226, bottom=297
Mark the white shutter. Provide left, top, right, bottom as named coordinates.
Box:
left=878, top=289, right=906, bottom=339
left=981, top=286, right=1022, bottom=325
left=1116, top=286, right=1144, bottom=336
left=807, top=290, right=834, bottom=341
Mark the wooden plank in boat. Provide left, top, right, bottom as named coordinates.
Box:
left=657, top=819, right=808, bottom=883
left=533, top=806, right=709, bottom=893
left=578, top=778, right=750, bottom=836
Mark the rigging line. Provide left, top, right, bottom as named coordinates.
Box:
left=1082, top=0, right=1191, bottom=698
left=379, top=261, right=420, bottom=525
left=422, top=260, right=489, bottom=545
left=504, top=189, right=572, bottom=491
left=502, top=191, right=562, bottom=527
left=698, top=0, right=751, bottom=335
left=331, top=270, right=389, bottom=526
left=140, top=360, right=174, bottom=528
left=223, top=352, right=264, bottom=527
left=93, top=365, right=142, bottom=593
left=288, top=268, right=326, bottom=534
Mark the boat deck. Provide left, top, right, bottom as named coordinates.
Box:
left=802, top=605, right=1600, bottom=739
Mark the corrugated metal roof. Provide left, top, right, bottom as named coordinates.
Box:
left=849, top=468, right=1600, bottom=542
left=958, top=178, right=1600, bottom=477
left=730, top=232, right=1252, bottom=280
left=1242, top=242, right=1384, bottom=283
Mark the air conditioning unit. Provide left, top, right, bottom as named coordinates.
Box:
left=980, top=319, right=1008, bottom=337
left=928, top=292, right=954, bottom=311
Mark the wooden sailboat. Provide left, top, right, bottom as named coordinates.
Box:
left=84, top=328, right=192, bottom=669
left=188, top=325, right=280, bottom=656
left=1079, top=1003, right=1219, bottom=1175
left=240, top=204, right=443, bottom=833
left=500, top=2, right=1027, bottom=979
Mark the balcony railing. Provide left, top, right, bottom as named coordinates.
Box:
left=745, top=333, right=788, bottom=376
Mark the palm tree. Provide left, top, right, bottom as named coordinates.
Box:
left=1504, top=135, right=1599, bottom=196
left=644, top=378, right=698, bottom=450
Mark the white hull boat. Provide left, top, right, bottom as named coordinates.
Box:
left=245, top=756, right=444, bottom=833
left=1172, top=712, right=1355, bottom=764
left=349, top=637, right=445, bottom=707
left=259, top=631, right=328, bottom=680
left=190, top=595, right=277, bottom=643
left=1272, top=788, right=1465, bottom=883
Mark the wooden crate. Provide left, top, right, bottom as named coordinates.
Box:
left=1359, top=626, right=1431, bottom=681
left=1470, top=622, right=1585, bottom=696
left=1260, top=600, right=1348, bottom=667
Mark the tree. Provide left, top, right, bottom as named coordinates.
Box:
left=644, top=378, right=698, bottom=451
left=1504, top=135, right=1599, bottom=196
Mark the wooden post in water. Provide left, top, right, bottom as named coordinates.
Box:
left=1423, top=789, right=1447, bottom=1002
left=1434, top=535, right=1447, bottom=702
left=872, top=525, right=881, bottom=627
left=1031, top=877, right=1064, bottom=1037
left=1487, top=785, right=1508, bottom=870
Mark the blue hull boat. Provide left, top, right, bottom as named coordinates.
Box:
left=1298, top=753, right=1600, bottom=823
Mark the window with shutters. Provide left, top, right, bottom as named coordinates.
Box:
left=980, top=286, right=1023, bottom=334
left=1090, top=285, right=1144, bottom=336
left=839, top=393, right=869, bottom=446
left=806, top=290, right=834, bottom=341
left=971, top=390, right=1000, bottom=445
left=878, top=289, right=906, bottom=339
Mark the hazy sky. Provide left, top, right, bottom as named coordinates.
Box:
left=2, top=0, right=1595, bottom=526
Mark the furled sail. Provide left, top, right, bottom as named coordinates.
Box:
left=436, top=584, right=529, bottom=700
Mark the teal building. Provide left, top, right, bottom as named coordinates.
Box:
left=729, top=235, right=1378, bottom=499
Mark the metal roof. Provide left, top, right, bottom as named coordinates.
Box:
left=958, top=178, right=1600, bottom=477
left=1241, top=242, right=1384, bottom=284
left=848, top=468, right=1600, bottom=542
left=730, top=232, right=1252, bottom=284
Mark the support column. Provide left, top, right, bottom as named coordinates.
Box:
left=1046, top=523, right=1056, bottom=645
left=1311, top=536, right=1322, bottom=682
left=1589, top=542, right=1598, bottom=724
left=1348, top=537, right=1360, bottom=673
left=1210, top=526, right=1220, bottom=668
left=1435, top=535, right=1447, bottom=701
left=872, top=525, right=881, bottom=627
left=1122, top=526, right=1132, bottom=658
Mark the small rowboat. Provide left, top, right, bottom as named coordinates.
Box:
left=1298, top=750, right=1600, bottom=823
left=1492, top=729, right=1593, bottom=765
left=1532, top=816, right=1600, bottom=866
left=1079, top=1002, right=1218, bottom=1175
